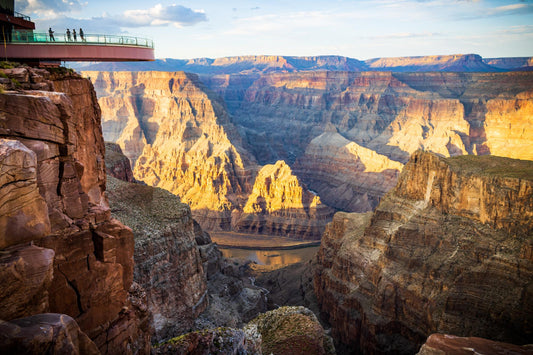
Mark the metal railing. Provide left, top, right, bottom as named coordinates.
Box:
left=9, top=30, right=154, bottom=48
left=13, top=11, right=31, bottom=21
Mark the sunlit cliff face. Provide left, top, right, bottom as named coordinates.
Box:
left=87, top=69, right=533, bottom=235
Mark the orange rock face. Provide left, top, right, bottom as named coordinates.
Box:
left=86, top=69, right=533, bottom=232
left=0, top=68, right=149, bottom=354
left=314, top=151, right=533, bottom=354
left=234, top=161, right=334, bottom=240
left=87, top=71, right=331, bottom=239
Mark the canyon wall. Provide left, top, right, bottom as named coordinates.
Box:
left=87, top=69, right=533, bottom=222
left=0, top=67, right=149, bottom=353
left=106, top=175, right=208, bottom=342
left=314, top=151, right=533, bottom=354
left=87, top=71, right=332, bottom=239
left=228, top=70, right=533, bottom=211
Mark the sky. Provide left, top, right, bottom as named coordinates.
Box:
left=16, top=0, right=533, bottom=60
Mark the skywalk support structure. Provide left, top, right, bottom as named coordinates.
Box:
left=0, top=0, right=154, bottom=66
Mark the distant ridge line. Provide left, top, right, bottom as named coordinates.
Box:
left=71, top=54, right=533, bottom=74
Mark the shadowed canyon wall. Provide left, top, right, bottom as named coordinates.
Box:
left=87, top=69, right=533, bottom=220
left=0, top=68, right=150, bottom=353
left=314, top=151, right=533, bottom=354
left=87, top=71, right=333, bottom=240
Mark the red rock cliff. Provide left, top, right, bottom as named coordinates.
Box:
left=314, top=151, right=533, bottom=354
left=0, top=67, right=149, bottom=354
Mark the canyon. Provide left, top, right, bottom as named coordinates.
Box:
left=314, top=151, right=533, bottom=354
left=85, top=67, right=533, bottom=233
left=1, top=56, right=532, bottom=355
left=0, top=65, right=335, bottom=354
left=89, top=70, right=334, bottom=240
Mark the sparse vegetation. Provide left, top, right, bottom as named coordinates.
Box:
left=445, top=155, right=533, bottom=180
left=0, top=61, right=17, bottom=69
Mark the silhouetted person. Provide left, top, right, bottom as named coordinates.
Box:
left=79, top=28, right=85, bottom=41
left=73, top=29, right=77, bottom=41
left=48, top=27, right=55, bottom=41
left=66, top=28, right=71, bottom=41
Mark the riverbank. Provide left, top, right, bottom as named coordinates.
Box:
left=210, top=231, right=320, bottom=250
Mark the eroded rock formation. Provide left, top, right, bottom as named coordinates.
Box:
left=234, top=160, right=334, bottom=240
left=417, top=334, right=533, bottom=355
left=106, top=176, right=208, bottom=342
left=0, top=66, right=149, bottom=354
left=314, top=151, right=533, bottom=354
left=230, top=70, right=533, bottom=211
left=105, top=142, right=134, bottom=182
left=87, top=70, right=331, bottom=239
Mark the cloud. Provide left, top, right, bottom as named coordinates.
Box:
left=363, top=32, right=442, bottom=40
left=32, top=3, right=207, bottom=32
left=118, top=4, right=207, bottom=28
left=17, top=0, right=86, bottom=18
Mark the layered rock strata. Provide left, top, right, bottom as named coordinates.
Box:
left=90, top=70, right=254, bottom=232
left=87, top=71, right=331, bottom=239
left=0, top=67, right=149, bottom=353
left=74, top=54, right=532, bottom=73
left=295, top=132, right=403, bottom=212
left=314, top=151, right=533, bottom=354
left=231, top=71, right=533, bottom=211
left=106, top=176, right=208, bottom=342
left=234, top=160, right=334, bottom=240
left=86, top=69, right=533, bottom=222
left=105, top=142, right=134, bottom=182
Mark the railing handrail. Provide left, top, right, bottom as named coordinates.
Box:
left=9, top=30, right=154, bottom=49
left=13, top=11, right=31, bottom=21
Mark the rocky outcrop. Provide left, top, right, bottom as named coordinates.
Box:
left=231, top=70, right=533, bottom=211
left=244, top=306, right=335, bottom=355
left=295, top=132, right=403, bottom=212
left=106, top=176, right=208, bottom=342
left=0, top=313, right=100, bottom=355
left=0, top=66, right=148, bottom=354
left=314, top=151, right=533, bottom=354
left=154, top=327, right=261, bottom=355
left=87, top=71, right=332, bottom=239
left=155, top=306, right=334, bottom=355
left=233, top=161, right=334, bottom=240
left=417, top=334, right=533, bottom=355
left=105, top=142, right=134, bottom=182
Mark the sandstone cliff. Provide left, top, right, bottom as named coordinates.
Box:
left=0, top=67, right=149, bottom=354
left=233, top=160, right=334, bottom=240
left=106, top=175, right=208, bottom=342
left=86, top=71, right=332, bottom=240
left=231, top=70, right=533, bottom=211
left=314, top=151, right=533, bottom=354
left=105, top=142, right=134, bottom=182
left=88, top=70, right=255, bottom=231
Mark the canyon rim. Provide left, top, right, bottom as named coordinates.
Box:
left=0, top=51, right=532, bottom=355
